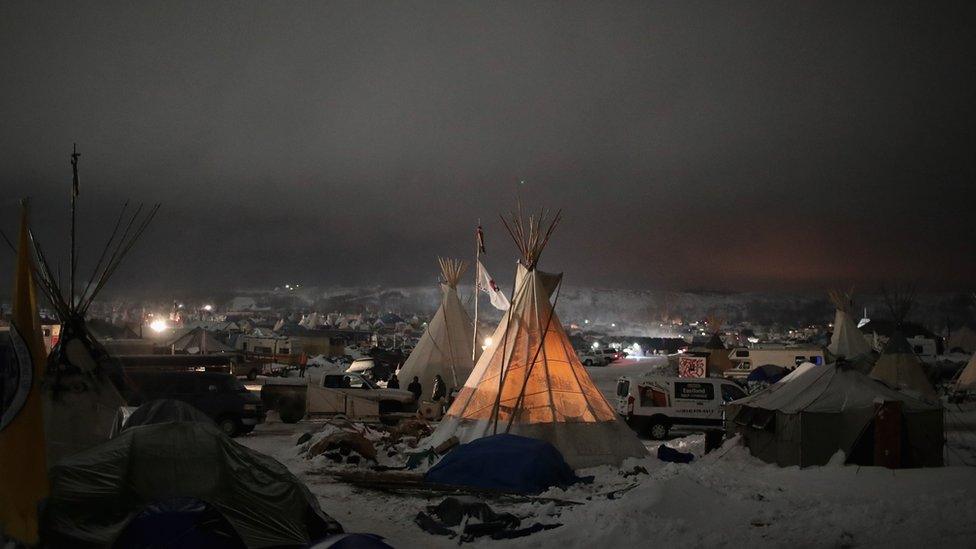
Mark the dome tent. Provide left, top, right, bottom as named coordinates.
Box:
left=44, top=420, right=342, bottom=547
left=427, top=206, right=646, bottom=469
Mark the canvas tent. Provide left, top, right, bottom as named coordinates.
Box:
left=955, top=352, right=976, bottom=392
left=703, top=329, right=732, bottom=376
left=947, top=325, right=976, bottom=354
left=428, top=207, right=646, bottom=469
left=396, top=258, right=475, bottom=395
left=827, top=289, right=873, bottom=363
left=727, top=360, right=943, bottom=467
left=44, top=420, right=342, bottom=547
left=870, top=331, right=938, bottom=400
left=168, top=326, right=234, bottom=354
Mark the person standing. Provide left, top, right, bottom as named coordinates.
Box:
left=388, top=373, right=400, bottom=389
left=407, top=376, right=422, bottom=401
left=431, top=374, right=446, bottom=402
left=298, top=352, right=308, bottom=378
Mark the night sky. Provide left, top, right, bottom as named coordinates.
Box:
left=2, top=1, right=974, bottom=296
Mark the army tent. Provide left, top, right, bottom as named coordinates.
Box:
left=727, top=359, right=943, bottom=468
left=428, top=206, right=646, bottom=469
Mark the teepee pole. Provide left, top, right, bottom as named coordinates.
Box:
left=70, top=144, right=80, bottom=312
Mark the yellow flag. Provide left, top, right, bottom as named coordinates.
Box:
left=0, top=202, right=50, bottom=544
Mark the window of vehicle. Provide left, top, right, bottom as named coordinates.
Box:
left=616, top=379, right=630, bottom=397
left=721, top=384, right=746, bottom=402
left=674, top=382, right=714, bottom=401
left=735, top=349, right=750, bottom=357
left=736, top=361, right=752, bottom=370
left=221, top=376, right=249, bottom=393
left=794, top=356, right=805, bottom=365
left=913, top=345, right=924, bottom=355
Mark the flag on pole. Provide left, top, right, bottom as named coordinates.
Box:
left=477, top=260, right=510, bottom=311
left=476, top=225, right=486, bottom=255
left=0, top=202, right=50, bottom=544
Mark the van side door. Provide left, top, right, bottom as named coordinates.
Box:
left=672, top=381, right=716, bottom=424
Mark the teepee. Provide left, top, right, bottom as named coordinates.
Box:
left=702, top=316, right=732, bottom=376
left=168, top=326, right=233, bottom=354
left=396, top=258, right=474, bottom=394
left=869, top=289, right=937, bottom=400
left=21, top=147, right=159, bottom=466
left=429, top=206, right=646, bottom=469
left=955, top=352, right=976, bottom=392
left=827, top=289, right=873, bottom=361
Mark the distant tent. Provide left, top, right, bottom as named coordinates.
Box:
left=17, top=149, right=160, bottom=467
left=703, top=319, right=732, bottom=376
left=955, top=352, right=976, bottom=392
left=947, top=325, right=976, bottom=354
left=869, top=289, right=937, bottom=400
left=870, top=332, right=938, bottom=400
left=121, top=399, right=214, bottom=432
left=396, top=258, right=474, bottom=394
left=168, top=326, right=234, bottom=354
left=428, top=206, right=646, bottom=469
left=44, top=420, right=342, bottom=546
left=827, top=289, right=873, bottom=361
left=727, top=359, right=944, bottom=467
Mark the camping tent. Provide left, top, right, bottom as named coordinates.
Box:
left=870, top=331, right=938, bottom=400
left=167, top=326, right=234, bottom=354
left=827, top=289, right=873, bottom=362
left=948, top=325, right=976, bottom=354
left=726, top=360, right=943, bottom=467
left=428, top=208, right=646, bottom=469
left=396, top=258, right=475, bottom=396
left=44, top=420, right=342, bottom=547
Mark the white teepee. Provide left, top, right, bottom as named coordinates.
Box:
left=955, top=352, right=976, bottom=392
left=396, top=258, right=474, bottom=394
left=871, top=331, right=937, bottom=400
left=827, top=289, right=873, bottom=360
left=429, top=208, right=646, bottom=469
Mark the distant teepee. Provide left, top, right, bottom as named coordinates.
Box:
left=869, top=288, right=937, bottom=400
left=428, top=205, right=646, bottom=468
left=827, top=289, right=873, bottom=361
left=396, top=258, right=474, bottom=395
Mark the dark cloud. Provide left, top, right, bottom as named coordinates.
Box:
left=1, top=1, right=974, bottom=297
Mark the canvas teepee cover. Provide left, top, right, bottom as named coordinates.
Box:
left=827, top=290, right=873, bottom=360
left=955, top=352, right=976, bottom=392
left=870, top=332, right=937, bottom=400
left=396, top=258, right=474, bottom=394
left=168, top=326, right=234, bottom=354
left=429, top=210, right=646, bottom=469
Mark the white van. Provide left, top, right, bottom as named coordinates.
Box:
left=615, top=376, right=747, bottom=439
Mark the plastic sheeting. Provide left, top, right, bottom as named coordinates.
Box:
left=425, top=434, right=579, bottom=494
left=45, top=420, right=342, bottom=547
left=122, top=399, right=214, bottom=431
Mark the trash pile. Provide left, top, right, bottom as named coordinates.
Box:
left=296, top=418, right=436, bottom=469
left=415, top=497, right=561, bottom=542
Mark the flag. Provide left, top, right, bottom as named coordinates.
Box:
left=477, top=261, right=510, bottom=311
left=0, top=202, right=50, bottom=544
left=476, top=225, right=486, bottom=255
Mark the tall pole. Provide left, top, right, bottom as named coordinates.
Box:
left=69, top=143, right=80, bottom=312
left=471, top=223, right=481, bottom=361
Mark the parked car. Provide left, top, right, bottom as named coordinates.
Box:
left=122, top=371, right=265, bottom=437
left=615, top=375, right=747, bottom=439
left=261, top=372, right=417, bottom=424
left=577, top=350, right=609, bottom=367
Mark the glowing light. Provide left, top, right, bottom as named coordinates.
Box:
left=584, top=319, right=589, bottom=324
left=591, top=342, right=600, bottom=350
left=149, top=319, right=169, bottom=333
left=611, top=323, right=616, bottom=327
left=203, top=304, right=213, bottom=312
left=484, top=337, right=493, bottom=347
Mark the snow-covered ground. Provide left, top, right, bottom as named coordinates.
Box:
left=238, top=357, right=976, bottom=548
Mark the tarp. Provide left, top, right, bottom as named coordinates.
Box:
left=425, top=434, right=578, bottom=494
left=121, top=399, right=214, bottom=431
left=45, top=420, right=342, bottom=547
left=746, top=364, right=787, bottom=384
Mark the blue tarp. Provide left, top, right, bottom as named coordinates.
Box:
left=425, top=434, right=578, bottom=494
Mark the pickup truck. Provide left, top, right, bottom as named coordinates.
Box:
left=261, top=373, right=417, bottom=424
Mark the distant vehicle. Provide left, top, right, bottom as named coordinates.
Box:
left=726, top=346, right=825, bottom=380
left=346, top=354, right=404, bottom=382
left=577, top=350, right=609, bottom=367
left=261, top=373, right=417, bottom=424
left=615, top=375, right=747, bottom=439
left=122, top=371, right=265, bottom=437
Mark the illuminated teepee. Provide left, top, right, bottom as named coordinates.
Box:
left=396, top=258, right=474, bottom=395
left=429, top=206, right=646, bottom=468
left=869, top=289, right=937, bottom=400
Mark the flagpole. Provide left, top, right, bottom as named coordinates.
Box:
left=472, top=222, right=480, bottom=361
